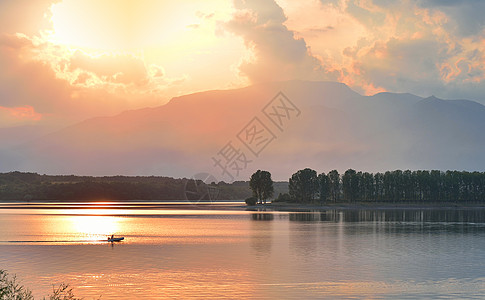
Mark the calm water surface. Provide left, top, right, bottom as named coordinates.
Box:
left=1, top=202, right=485, bottom=299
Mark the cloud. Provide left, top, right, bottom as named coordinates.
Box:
left=417, top=0, right=485, bottom=37
left=226, top=0, right=329, bottom=83
left=279, top=0, right=485, bottom=100
left=0, top=105, right=42, bottom=127
left=2, top=0, right=485, bottom=132
left=0, top=33, right=159, bottom=127
left=69, top=51, right=150, bottom=86
left=349, top=38, right=448, bottom=96
left=0, top=33, right=34, bottom=49
left=149, top=65, right=165, bottom=78
left=0, top=34, right=70, bottom=113
left=0, top=0, right=58, bottom=36
left=0, top=0, right=249, bottom=128
left=0, top=29, right=192, bottom=128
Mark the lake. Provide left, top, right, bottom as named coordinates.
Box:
left=1, top=202, right=485, bottom=299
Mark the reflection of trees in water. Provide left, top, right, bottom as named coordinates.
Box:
left=287, top=209, right=485, bottom=224
left=289, top=213, right=322, bottom=222
left=251, top=213, right=274, bottom=221
left=288, top=211, right=343, bottom=222
left=249, top=213, right=273, bottom=257
left=338, top=209, right=485, bottom=223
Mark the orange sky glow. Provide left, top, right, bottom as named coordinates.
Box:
left=1, top=0, right=484, bottom=128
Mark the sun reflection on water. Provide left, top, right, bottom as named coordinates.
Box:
left=69, top=215, right=121, bottom=241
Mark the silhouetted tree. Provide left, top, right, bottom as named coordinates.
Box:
left=361, top=172, right=374, bottom=201
left=318, top=172, right=330, bottom=204
left=249, top=170, right=274, bottom=204
left=328, top=170, right=340, bottom=202
left=289, top=168, right=318, bottom=202
left=245, top=196, right=257, bottom=206
left=374, top=172, right=384, bottom=201
left=342, top=169, right=358, bottom=202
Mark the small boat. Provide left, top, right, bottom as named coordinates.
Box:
left=107, top=236, right=124, bottom=242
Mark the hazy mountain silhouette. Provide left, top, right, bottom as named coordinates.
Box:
left=3, top=80, right=485, bottom=180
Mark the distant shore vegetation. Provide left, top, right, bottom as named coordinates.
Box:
left=2, top=169, right=485, bottom=204
left=273, top=168, right=485, bottom=205
left=0, top=172, right=255, bottom=201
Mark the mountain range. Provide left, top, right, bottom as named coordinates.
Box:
left=1, top=80, right=484, bottom=181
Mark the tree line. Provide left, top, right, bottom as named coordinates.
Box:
left=247, top=168, right=485, bottom=205
left=0, top=172, right=187, bottom=200
left=4, top=169, right=485, bottom=203
left=0, top=172, right=253, bottom=201
left=283, top=168, right=485, bottom=204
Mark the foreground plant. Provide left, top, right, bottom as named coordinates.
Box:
left=46, top=283, right=82, bottom=300
left=0, top=270, right=86, bottom=300
left=0, top=269, right=33, bottom=299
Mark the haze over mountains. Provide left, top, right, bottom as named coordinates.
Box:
left=1, top=80, right=484, bottom=181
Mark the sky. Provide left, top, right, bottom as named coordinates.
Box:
left=1, top=0, right=485, bottom=129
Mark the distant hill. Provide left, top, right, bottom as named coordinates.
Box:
left=2, top=80, right=485, bottom=181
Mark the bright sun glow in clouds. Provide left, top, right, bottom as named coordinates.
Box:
left=48, top=1, right=204, bottom=50
left=41, top=0, right=246, bottom=110
left=2, top=0, right=485, bottom=131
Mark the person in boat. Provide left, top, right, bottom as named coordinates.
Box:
left=110, top=234, right=114, bottom=240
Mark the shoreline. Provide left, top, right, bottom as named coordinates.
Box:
left=245, top=201, right=485, bottom=211
left=2, top=200, right=485, bottom=212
